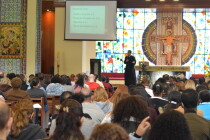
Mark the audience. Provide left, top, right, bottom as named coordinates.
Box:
left=5, top=77, right=30, bottom=101
left=7, top=99, right=46, bottom=140
left=181, top=89, right=210, bottom=139
left=81, top=88, right=105, bottom=123
left=0, top=71, right=209, bottom=140
left=92, top=87, right=113, bottom=114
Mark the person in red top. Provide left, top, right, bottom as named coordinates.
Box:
left=85, top=74, right=100, bottom=91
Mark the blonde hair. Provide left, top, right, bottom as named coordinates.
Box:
left=185, top=80, right=196, bottom=90
left=90, top=123, right=129, bottom=140
left=11, top=99, right=34, bottom=137
left=92, top=87, right=108, bottom=102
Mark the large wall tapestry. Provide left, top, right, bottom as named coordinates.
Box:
left=96, top=8, right=210, bottom=74
left=0, top=0, right=27, bottom=74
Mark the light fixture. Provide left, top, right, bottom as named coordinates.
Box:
left=159, top=0, right=165, bottom=1
left=47, top=9, right=50, bottom=12
left=173, top=0, right=179, bottom=1
left=145, top=0, right=151, bottom=1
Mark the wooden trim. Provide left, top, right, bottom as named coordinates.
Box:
left=54, top=1, right=210, bottom=8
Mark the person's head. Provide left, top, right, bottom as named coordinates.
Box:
left=0, top=101, right=13, bottom=138
left=92, top=87, right=108, bottom=102
left=70, top=94, right=84, bottom=104
left=70, top=74, right=75, bottom=82
left=51, top=75, right=62, bottom=84
left=60, top=91, right=74, bottom=104
left=198, top=77, right=205, bottom=85
left=168, top=84, right=178, bottom=93
left=28, top=74, right=35, bottom=83
left=163, top=74, right=169, bottom=81
left=199, top=90, right=210, bottom=103
left=19, top=74, right=27, bottom=83
left=127, top=50, right=131, bottom=56
left=81, top=88, right=92, bottom=102
left=11, top=99, right=34, bottom=137
left=7, top=73, right=16, bottom=80
left=181, top=89, right=198, bottom=110
left=11, top=77, right=22, bottom=89
left=207, top=80, right=210, bottom=90
left=110, top=85, right=128, bottom=102
left=112, top=92, right=130, bottom=108
left=152, top=83, right=164, bottom=97
left=141, top=78, right=151, bottom=87
left=61, top=75, right=71, bottom=85
left=112, top=96, right=149, bottom=128
left=75, top=74, right=85, bottom=87
left=185, top=80, right=196, bottom=90
left=90, top=123, right=129, bottom=140
left=148, top=110, right=192, bottom=140
left=176, top=81, right=185, bottom=91
left=168, top=91, right=181, bottom=104
left=88, top=74, right=95, bottom=82
left=52, top=111, right=84, bottom=140
left=60, top=99, right=83, bottom=118
left=30, top=77, right=40, bottom=89
left=196, top=85, right=208, bottom=93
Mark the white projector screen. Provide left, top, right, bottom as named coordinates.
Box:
left=65, top=1, right=117, bottom=40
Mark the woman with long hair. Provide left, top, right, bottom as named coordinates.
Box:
left=7, top=99, right=46, bottom=140
left=92, top=87, right=113, bottom=114
left=112, top=96, right=149, bottom=136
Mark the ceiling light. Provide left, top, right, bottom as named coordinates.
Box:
left=160, top=0, right=165, bottom=1
left=173, top=0, right=179, bottom=1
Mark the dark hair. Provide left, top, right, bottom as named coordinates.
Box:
left=61, top=75, right=71, bottom=85
left=51, top=112, right=84, bottom=140
left=60, top=91, right=73, bottom=104
left=30, top=77, right=39, bottom=89
left=181, top=89, right=198, bottom=109
left=112, top=96, right=149, bottom=128
left=70, top=94, right=84, bottom=104
left=166, top=91, right=181, bottom=109
left=199, top=90, right=210, bottom=102
left=198, top=77, right=205, bottom=85
left=7, top=73, right=16, bottom=80
left=152, top=83, right=164, bottom=96
left=128, top=50, right=132, bottom=53
left=0, top=102, right=10, bottom=130
left=148, top=110, right=192, bottom=140
left=75, top=74, right=84, bottom=88
left=196, top=85, right=208, bottom=93
left=60, top=99, right=83, bottom=117
left=51, top=75, right=62, bottom=84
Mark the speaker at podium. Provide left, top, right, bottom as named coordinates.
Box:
left=90, top=59, right=101, bottom=80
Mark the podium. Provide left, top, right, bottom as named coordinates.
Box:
left=90, top=59, right=101, bottom=80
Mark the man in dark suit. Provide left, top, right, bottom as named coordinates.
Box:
left=124, top=50, right=136, bottom=86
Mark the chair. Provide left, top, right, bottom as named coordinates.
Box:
left=46, top=95, right=55, bottom=114
left=31, top=97, right=48, bottom=129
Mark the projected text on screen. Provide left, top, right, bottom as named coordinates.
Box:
left=70, top=6, right=105, bottom=34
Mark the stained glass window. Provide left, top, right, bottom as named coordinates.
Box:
left=183, top=8, right=210, bottom=74
left=96, top=8, right=210, bottom=74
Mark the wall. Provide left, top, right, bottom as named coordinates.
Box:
left=82, top=41, right=96, bottom=74
left=54, top=7, right=82, bottom=75
left=26, top=0, right=37, bottom=76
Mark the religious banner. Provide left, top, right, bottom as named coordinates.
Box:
left=0, top=25, right=23, bottom=58
left=142, top=11, right=197, bottom=66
